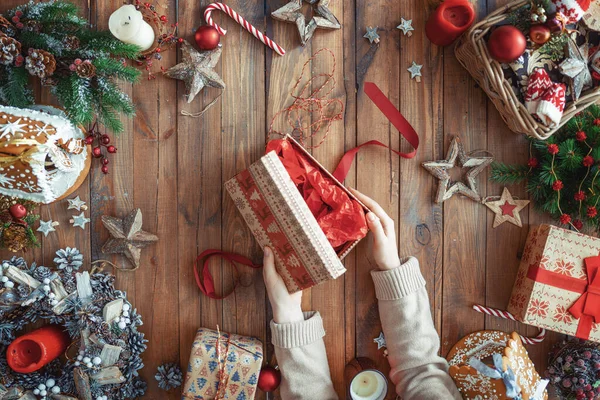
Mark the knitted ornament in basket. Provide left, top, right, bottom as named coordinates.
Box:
left=524, top=69, right=566, bottom=128
left=0, top=105, right=91, bottom=204
left=549, top=0, right=592, bottom=23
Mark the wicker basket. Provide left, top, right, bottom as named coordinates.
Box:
left=454, top=0, right=600, bottom=140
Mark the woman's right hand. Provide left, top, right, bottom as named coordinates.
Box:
left=349, top=188, right=401, bottom=271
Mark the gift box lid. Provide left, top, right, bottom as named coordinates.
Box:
left=225, top=135, right=369, bottom=293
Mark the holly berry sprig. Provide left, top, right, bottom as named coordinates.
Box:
left=85, top=122, right=117, bottom=175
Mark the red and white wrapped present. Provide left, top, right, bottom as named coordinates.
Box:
left=508, top=224, right=600, bottom=342
left=225, top=135, right=369, bottom=293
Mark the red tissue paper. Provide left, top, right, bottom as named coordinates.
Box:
left=266, top=139, right=368, bottom=249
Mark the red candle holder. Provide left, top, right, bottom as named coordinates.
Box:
left=6, top=325, right=70, bottom=374
left=426, top=0, right=475, bottom=46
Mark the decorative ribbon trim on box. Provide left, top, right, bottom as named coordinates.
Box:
left=194, top=250, right=261, bottom=299
left=527, top=255, right=600, bottom=340
left=332, top=82, right=420, bottom=182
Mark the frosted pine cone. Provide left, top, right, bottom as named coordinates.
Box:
left=0, top=35, right=21, bottom=66
left=63, top=35, right=80, bottom=50
left=155, top=363, right=182, bottom=391
left=25, top=48, right=56, bottom=78
left=53, top=247, right=83, bottom=272
left=0, top=16, right=16, bottom=37
left=75, top=60, right=96, bottom=78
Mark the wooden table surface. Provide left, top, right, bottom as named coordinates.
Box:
left=0, top=0, right=565, bottom=398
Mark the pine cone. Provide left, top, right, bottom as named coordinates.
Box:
left=155, top=363, right=182, bottom=391
left=0, top=35, right=21, bottom=66
left=0, top=16, right=16, bottom=37
left=23, top=20, right=41, bottom=33
left=64, top=35, right=80, bottom=50
left=75, top=60, right=96, bottom=78
left=3, top=224, right=28, bottom=252
left=25, top=48, right=56, bottom=78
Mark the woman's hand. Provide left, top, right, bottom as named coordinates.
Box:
left=263, top=247, right=304, bottom=324
left=350, top=188, right=401, bottom=271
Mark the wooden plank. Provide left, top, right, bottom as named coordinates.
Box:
left=218, top=3, right=267, bottom=383
left=354, top=1, right=401, bottom=398
left=176, top=0, right=224, bottom=390
left=398, top=0, right=443, bottom=342
left=440, top=2, right=488, bottom=357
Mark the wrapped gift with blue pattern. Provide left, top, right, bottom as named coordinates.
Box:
left=182, top=328, right=263, bottom=400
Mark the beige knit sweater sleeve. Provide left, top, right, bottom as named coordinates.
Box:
left=270, top=257, right=461, bottom=400
left=370, top=257, right=462, bottom=400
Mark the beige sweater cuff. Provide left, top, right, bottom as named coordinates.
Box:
left=370, top=256, right=426, bottom=300
left=270, top=311, right=326, bottom=349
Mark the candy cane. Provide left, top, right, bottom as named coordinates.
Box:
left=204, top=2, right=286, bottom=56
left=472, top=304, right=546, bottom=345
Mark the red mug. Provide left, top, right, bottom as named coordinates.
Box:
left=426, top=0, right=476, bottom=46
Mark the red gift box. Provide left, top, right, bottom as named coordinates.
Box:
left=225, top=135, right=369, bottom=293
left=508, top=224, right=600, bottom=342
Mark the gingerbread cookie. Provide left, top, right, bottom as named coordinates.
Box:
left=447, top=331, right=548, bottom=400
left=0, top=105, right=91, bottom=204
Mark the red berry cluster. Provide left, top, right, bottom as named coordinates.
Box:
left=85, top=122, right=117, bottom=174
left=133, top=0, right=181, bottom=80
left=11, top=10, right=24, bottom=29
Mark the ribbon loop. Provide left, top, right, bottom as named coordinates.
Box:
left=332, top=82, right=419, bottom=182
left=194, top=250, right=262, bottom=299
left=568, top=255, right=600, bottom=326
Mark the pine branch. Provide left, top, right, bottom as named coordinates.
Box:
left=0, top=66, right=34, bottom=107
left=78, top=31, right=141, bottom=59
left=490, top=162, right=529, bottom=184
left=93, top=57, right=140, bottom=82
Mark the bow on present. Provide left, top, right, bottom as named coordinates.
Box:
left=568, top=256, right=600, bottom=339
left=527, top=254, right=600, bottom=340
left=469, top=354, right=521, bottom=398
left=468, top=354, right=548, bottom=400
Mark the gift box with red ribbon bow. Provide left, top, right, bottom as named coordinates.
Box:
left=508, top=224, right=600, bottom=342
left=181, top=328, right=263, bottom=400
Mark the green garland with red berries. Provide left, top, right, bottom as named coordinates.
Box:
left=491, top=105, right=600, bottom=232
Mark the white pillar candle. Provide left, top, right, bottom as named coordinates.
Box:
left=108, top=5, right=155, bottom=51
left=350, top=370, right=388, bottom=400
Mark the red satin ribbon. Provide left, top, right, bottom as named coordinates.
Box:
left=194, top=249, right=262, bottom=299
left=332, top=81, right=419, bottom=182
left=527, top=255, right=600, bottom=339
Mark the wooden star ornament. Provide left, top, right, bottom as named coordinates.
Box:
left=164, top=41, right=225, bottom=103
left=484, top=187, right=529, bottom=228
left=422, top=137, right=493, bottom=204
left=271, top=0, right=341, bottom=46
left=101, top=209, right=158, bottom=269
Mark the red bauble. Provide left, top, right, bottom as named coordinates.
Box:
left=529, top=24, right=551, bottom=45
left=194, top=25, right=221, bottom=51
left=487, top=25, right=526, bottom=63
left=257, top=366, right=281, bottom=392
left=9, top=204, right=27, bottom=220
left=92, top=147, right=102, bottom=158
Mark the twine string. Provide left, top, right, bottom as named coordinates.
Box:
left=268, top=48, right=343, bottom=149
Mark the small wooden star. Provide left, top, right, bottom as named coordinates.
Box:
left=67, top=195, right=87, bottom=211
left=70, top=212, right=90, bottom=230
left=363, top=26, right=380, bottom=44
left=37, top=219, right=58, bottom=237
left=373, top=332, right=386, bottom=349
left=101, top=209, right=158, bottom=269
left=271, top=0, right=341, bottom=46
left=164, top=41, right=225, bottom=104
left=397, top=18, right=414, bottom=36
left=407, top=61, right=423, bottom=82
left=484, top=187, right=529, bottom=228
left=422, top=137, right=493, bottom=204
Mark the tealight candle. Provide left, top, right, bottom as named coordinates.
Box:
left=425, top=0, right=475, bottom=46
left=108, top=5, right=155, bottom=51
left=349, top=369, right=388, bottom=400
